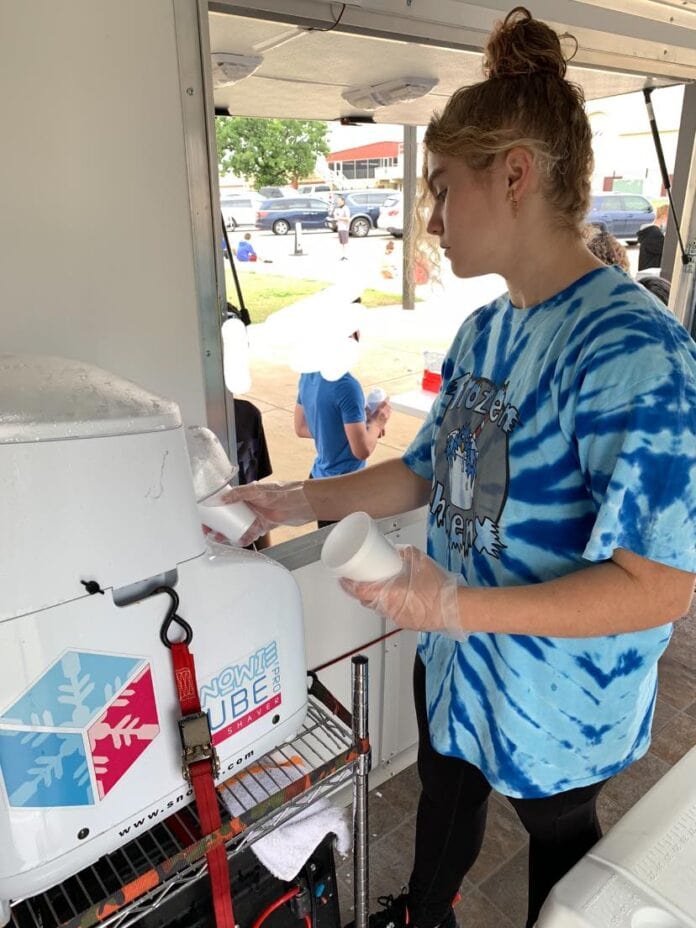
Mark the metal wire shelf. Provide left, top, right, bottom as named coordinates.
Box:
left=9, top=685, right=362, bottom=928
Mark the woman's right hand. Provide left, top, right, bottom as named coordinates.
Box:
left=220, top=480, right=315, bottom=546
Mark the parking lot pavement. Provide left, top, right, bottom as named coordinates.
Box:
left=233, top=226, right=400, bottom=287
left=234, top=228, right=640, bottom=282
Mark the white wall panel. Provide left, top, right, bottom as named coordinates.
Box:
left=0, top=0, right=214, bottom=425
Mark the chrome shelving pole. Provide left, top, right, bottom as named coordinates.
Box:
left=351, top=655, right=370, bottom=928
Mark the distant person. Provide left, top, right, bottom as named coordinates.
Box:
left=583, top=226, right=630, bottom=272
left=655, top=203, right=669, bottom=231
left=294, top=333, right=391, bottom=528
left=381, top=239, right=398, bottom=279
left=333, top=196, right=350, bottom=260
left=236, top=232, right=258, bottom=262
left=229, top=303, right=273, bottom=548
left=637, top=223, right=665, bottom=271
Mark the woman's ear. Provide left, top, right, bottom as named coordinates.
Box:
left=504, top=146, right=536, bottom=199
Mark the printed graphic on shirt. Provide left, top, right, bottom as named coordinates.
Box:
left=431, top=370, right=520, bottom=559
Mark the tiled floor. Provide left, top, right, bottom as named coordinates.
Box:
left=334, top=602, right=696, bottom=927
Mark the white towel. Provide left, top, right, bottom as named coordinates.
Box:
left=218, top=752, right=352, bottom=881
left=251, top=796, right=351, bottom=881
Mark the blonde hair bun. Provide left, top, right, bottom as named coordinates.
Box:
left=484, top=6, right=573, bottom=80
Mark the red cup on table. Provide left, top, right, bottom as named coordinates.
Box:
left=422, top=351, right=445, bottom=393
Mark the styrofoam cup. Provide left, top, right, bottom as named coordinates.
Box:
left=321, top=512, right=403, bottom=582
left=198, top=491, right=256, bottom=544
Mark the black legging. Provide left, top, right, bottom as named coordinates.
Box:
left=408, top=656, right=607, bottom=928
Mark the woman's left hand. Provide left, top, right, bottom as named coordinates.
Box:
left=340, top=546, right=467, bottom=636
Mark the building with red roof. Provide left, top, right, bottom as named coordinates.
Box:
left=327, top=141, right=402, bottom=185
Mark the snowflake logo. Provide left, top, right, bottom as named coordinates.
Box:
left=0, top=651, right=159, bottom=808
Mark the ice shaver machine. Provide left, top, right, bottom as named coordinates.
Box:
left=0, top=355, right=307, bottom=924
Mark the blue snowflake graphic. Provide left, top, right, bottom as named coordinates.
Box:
left=0, top=650, right=145, bottom=808
left=0, top=730, right=92, bottom=807
left=0, top=652, right=142, bottom=728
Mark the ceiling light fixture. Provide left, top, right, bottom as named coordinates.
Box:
left=211, top=52, right=263, bottom=88
left=341, top=77, right=438, bottom=110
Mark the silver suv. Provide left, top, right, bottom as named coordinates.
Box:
left=586, top=193, right=655, bottom=242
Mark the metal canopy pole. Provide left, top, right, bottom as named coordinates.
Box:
left=352, top=655, right=370, bottom=928
left=643, top=86, right=696, bottom=333
left=668, top=137, right=696, bottom=336
left=402, top=125, right=418, bottom=311
left=643, top=88, right=690, bottom=272
left=661, top=84, right=696, bottom=283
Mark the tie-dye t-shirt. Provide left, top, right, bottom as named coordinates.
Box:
left=403, top=266, right=696, bottom=798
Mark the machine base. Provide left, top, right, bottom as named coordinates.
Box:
left=9, top=831, right=342, bottom=928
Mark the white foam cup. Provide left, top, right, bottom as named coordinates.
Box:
left=321, top=511, right=403, bottom=582
left=198, top=490, right=256, bottom=544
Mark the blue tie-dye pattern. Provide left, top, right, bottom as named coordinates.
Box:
left=488, top=635, right=521, bottom=677
left=471, top=548, right=499, bottom=586
left=558, top=708, right=616, bottom=745
left=573, top=648, right=644, bottom=687
left=468, top=637, right=541, bottom=728
left=509, top=635, right=548, bottom=662
left=450, top=649, right=540, bottom=794
left=402, top=267, right=696, bottom=798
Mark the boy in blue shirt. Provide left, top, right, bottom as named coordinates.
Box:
left=295, top=335, right=390, bottom=526
left=236, top=233, right=257, bottom=262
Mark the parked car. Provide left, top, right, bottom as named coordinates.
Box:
left=256, top=185, right=294, bottom=199
left=298, top=183, right=334, bottom=196
left=220, top=193, right=264, bottom=230
left=376, top=192, right=404, bottom=237
left=586, top=193, right=655, bottom=242
left=326, top=190, right=394, bottom=237
left=255, top=196, right=331, bottom=235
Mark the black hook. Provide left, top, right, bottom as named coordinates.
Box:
left=81, top=579, right=105, bottom=596
left=152, top=585, right=193, bottom=648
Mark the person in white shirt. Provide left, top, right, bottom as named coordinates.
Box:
left=333, top=196, right=350, bottom=260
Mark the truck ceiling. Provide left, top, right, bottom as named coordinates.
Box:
left=209, top=0, right=696, bottom=124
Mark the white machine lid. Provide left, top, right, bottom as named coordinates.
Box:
left=0, top=354, right=182, bottom=443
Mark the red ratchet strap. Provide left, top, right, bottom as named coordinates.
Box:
left=170, top=641, right=235, bottom=928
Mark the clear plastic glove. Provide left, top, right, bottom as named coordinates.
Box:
left=220, top=480, right=315, bottom=546
left=340, top=545, right=468, bottom=640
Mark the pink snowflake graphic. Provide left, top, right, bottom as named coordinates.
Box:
left=88, top=666, right=159, bottom=799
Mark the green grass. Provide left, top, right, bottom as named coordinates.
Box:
left=224, top=269, right=409, bottom=323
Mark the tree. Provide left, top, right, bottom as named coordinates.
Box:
left=216, top=117, right=330, bottom=188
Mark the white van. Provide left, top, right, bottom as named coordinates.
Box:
left=298, top=183, right=334, bottom=196
left=377, top=192, right=404, bottom=237
left=219, top=193, right=264, bottom=230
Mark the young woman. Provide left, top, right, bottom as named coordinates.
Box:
left=225, top=9, right=696, bottom=927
